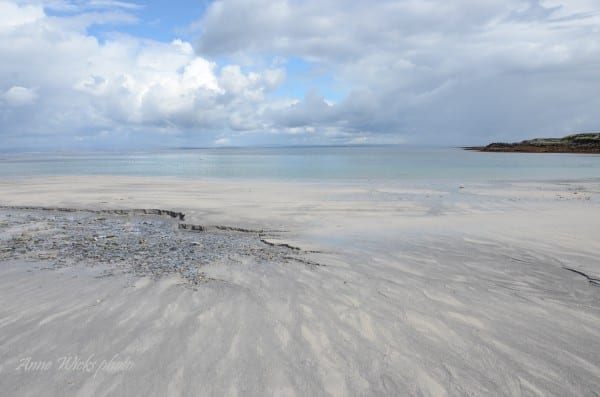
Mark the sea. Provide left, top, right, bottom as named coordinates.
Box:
left=1, top=146, right=599, bottom=182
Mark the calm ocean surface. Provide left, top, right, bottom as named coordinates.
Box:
left=1, top=146, right=599, bottom=182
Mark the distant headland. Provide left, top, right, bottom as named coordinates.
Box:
left=465, top=133, right=600, bottom=153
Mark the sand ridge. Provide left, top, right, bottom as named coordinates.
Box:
left=0, top=176, right=599, bottom=396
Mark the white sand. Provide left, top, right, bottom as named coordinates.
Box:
left=0, top=176, right=599, bottom=396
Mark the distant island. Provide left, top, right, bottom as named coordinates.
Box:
left=465, top=133, right=600, bottom=153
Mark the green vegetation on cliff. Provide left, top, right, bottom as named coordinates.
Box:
left=466, top=133, right=600, bottom=153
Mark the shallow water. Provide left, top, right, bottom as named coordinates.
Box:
left=1, top=146, right=599, bottom=181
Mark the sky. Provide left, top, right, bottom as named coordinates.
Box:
left=1, top=0, right=600, bottom=150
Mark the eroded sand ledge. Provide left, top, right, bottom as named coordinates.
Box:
left=0, top=206, right=318, bottom=285
left=0, top=176, right=599, bottom=396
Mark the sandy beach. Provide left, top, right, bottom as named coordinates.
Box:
left=1, top=176, right=599, bottom=396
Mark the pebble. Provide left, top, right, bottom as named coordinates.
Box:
left=0, top=208, right=311, bottom=285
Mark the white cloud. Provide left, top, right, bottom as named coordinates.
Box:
left=214, top=137, right=230, bottom=145
left=86, top=0, right=142, bottom=10
left=0, top=0, right=287, bottom=148
left=2, top=0, right=600, bottom=149
left=3, top=86, right=37, bottom=106
left=195, top=0, right=600, bottom=144
left=0, top=1, right=43, bottom=33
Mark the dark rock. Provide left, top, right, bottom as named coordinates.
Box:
left=464, top=133, right=600, bottom=153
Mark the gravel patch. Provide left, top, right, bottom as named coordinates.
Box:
left=0, top=207, right=315, bottom=284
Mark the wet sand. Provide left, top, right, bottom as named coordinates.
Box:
left=0, top=176, right=599, bottom=396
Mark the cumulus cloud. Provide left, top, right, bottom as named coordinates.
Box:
left=0, top=0, right=286, bottom=149
left=196, top=0, right=600, bottom=144
left=1, top=0, right=600, bottom=149
left=3, top=86, right=38, bottom=106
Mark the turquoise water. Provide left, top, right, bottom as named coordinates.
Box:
left=1, top=146, right=599, bottom=181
